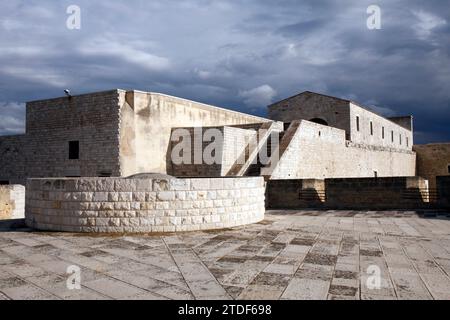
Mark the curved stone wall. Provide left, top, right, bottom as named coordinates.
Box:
left=25, top=177, right=265, bottom=233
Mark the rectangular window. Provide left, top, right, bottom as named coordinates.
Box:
left=356, top=116, right=360, bottom=132
left=391, top=131, right=394, bottom=143
left=370, top=121, right=373, bottom=136
left=400, top=134, right=402, bottom=145
left=382, top=127, right=385, bottom=139
left=406, top=137, right=409, bottom=147
left=69, top=141, right=79, bottom=160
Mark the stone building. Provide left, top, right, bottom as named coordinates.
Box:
left=0, top=89, right=268, bottom=184
left=0, top=89, right=422, bottom=184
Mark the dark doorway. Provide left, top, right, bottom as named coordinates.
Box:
left=309, top=118, right=328, bottom=126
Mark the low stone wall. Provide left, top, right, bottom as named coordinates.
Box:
left=0, top=185, right=25, bottom=220
left=325, top=177, right=429, bottom=210
left=267, top=177, right=434, bottom=210
left=267, top=179, right=325, bottom=209
left=437, top=176, right=450, bottom=209
left=25, top=177, right=265, bottom=233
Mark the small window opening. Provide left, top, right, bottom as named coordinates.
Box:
left=391, top=131, right=394, bottom=143
left=370, top=121, right=373, bottom=136
left=406, top=137, right=409, bottom=147
left=356, top=116, right=360, bottom=132
left=399, top=134, right=402, bottom=145
left=382, top=127, right=385, bottom=139
left=69, top=141, right=79, bottom=160
left=374, top=171, right=378, bottom=178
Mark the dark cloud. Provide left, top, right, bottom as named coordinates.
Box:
left=0, top=0, right=449, bottom=143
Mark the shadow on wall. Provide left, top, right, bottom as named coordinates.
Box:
left=267, top=176, right=450, bottom=210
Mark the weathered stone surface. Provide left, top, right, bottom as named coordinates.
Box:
left=3, top=210, right=450, bottom=300
left=25, top=177, right=265, bottom=233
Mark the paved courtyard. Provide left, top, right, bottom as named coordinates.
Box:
left=1, top=210, right=450, bottom=300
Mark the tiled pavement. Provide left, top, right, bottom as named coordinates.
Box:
left=1, top=210, right=450, bottom=300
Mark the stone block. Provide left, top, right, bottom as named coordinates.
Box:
left=136, top=179, right=152, bottom=192
left=190, top=179, right=210, bottom=190
left=96, top=179, right=115, bottom=192
left=157, top=191, right=176, bottom=201
left=115, top=179, right=137, bottom=192
left=118, top=192, right=132, bottom=202
left=76, top=179, right=97, bottom=191
left=93, top=192, right=108, bottom=202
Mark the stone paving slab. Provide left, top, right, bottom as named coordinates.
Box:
left=1, top=210, right=450, bottom=300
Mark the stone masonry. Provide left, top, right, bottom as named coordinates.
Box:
left=25, top=177, right=265, bottom=233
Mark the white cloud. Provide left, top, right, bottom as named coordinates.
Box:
left=79, top=37, right=170, bottom=72
left=239, top=85, right=277, bottom=107
left=1, top=67, right=69, bottom=87
left=0, top=102, right=25, bottom=135
left=412, top=10, right=446, bottom=40
left=194, top=69, right=212, bottom=80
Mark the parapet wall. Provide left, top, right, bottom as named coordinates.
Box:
left=325, top=177, right=428, bottom=209
left=267, top=177, right=436, bottom=210
left=25, top=176, right=265, bottom=233
left=266, top=179, right=325, bottom=209
left=0, top=185, right=25, bottom=220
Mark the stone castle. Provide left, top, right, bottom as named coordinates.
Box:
left=0, top=89, right=449, bottom=232
left=0, top=89, right=429, bottom=183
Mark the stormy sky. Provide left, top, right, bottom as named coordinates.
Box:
left=0, top=0, right=449, bottom=143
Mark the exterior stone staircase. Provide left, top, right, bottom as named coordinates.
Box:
left=259, top=120, right=302, bottom=179
left=245, top=131, right=285, bottom=176
left=226, top=121, right=282, bottom=176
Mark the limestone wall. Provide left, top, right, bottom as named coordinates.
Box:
left=325, top=177, right=429, bottom=209
left=414, top=143, right=450, bottom=189
left=0, top=89, right=269, bottom=185
left=268, top=92, right=351, bottom=136
left=268, top=92, right=413, bottom=151
left=266, top=179, right=325, bottom=209
left=167, top=127, right=225, bottom=177
left=268, top=120, right=416, bottom=179
left=0, top=185, right=25, bottom=220
left=267, top=177, right=433, bottom=210
left=25, top=177, right=265, bottom=233
left=0, top=90, right=122, bottom=185
left=349, top=103, right=413, bottom=151
left=120, top=91, right=270, bottom=176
